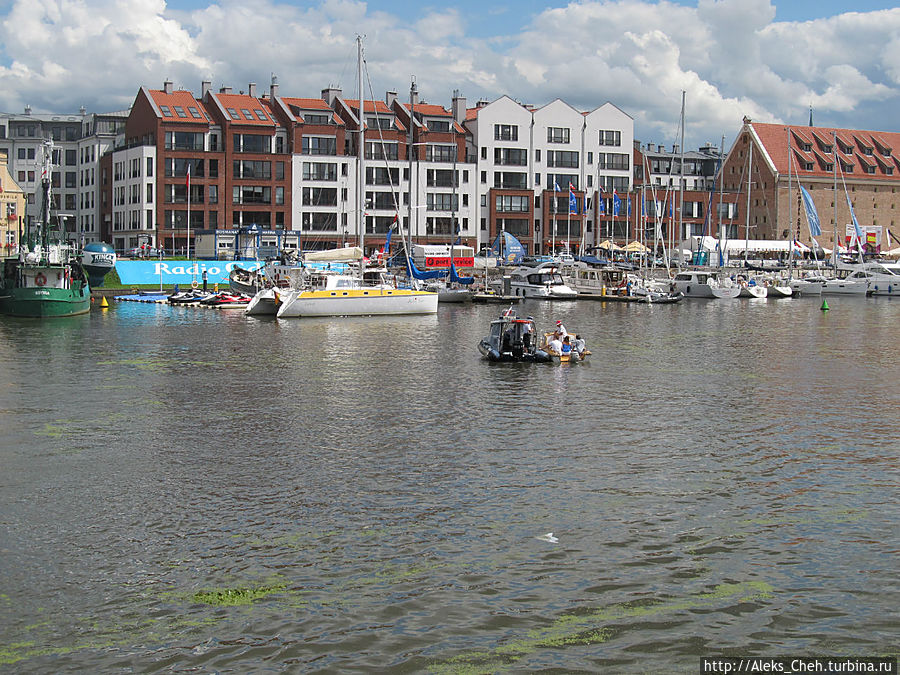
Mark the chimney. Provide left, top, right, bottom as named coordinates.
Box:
left=201, top=80, right=211, bottom=98
left=220, top=86, right=232, bottom=94
left=647, top=143, right=654, bottom=152
left=248, top=82, right=257, bottom=98
left=163, top=80, right=173, bottom=94
left=80, top=105, right=86, bottom=116
left=24, top=104, right=31, bottom=115
left=270, top=73, right=279, bottom=101
left=321, top=86, right=341, bottom=106
left=385, top=91, right=397, bottom=108
left=451, top=90, right=467, bottom=125
left=410, top=81, right=419, bottom=107
left=672, top=143, right=680, bottom=154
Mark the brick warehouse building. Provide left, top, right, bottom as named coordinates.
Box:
left=719, top=117, right=900, bottom=253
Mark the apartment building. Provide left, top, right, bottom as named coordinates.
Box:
left=0, top=151, right=26, bottom=251
left=464, top=95, right=633, bottom=255
left=0, top=108, right=126, bottom=246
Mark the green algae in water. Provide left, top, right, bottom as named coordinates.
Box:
left=191, top=584, right=285, bottom=606
left=428, top=580, right=774, bottom=674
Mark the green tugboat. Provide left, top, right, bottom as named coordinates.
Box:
left=0, top=139, right=90, bottom=318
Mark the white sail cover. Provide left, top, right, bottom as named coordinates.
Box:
left=303, top=247, right=363, bottom=263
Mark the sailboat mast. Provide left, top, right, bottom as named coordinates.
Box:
left=787, top=128, right=793, bottom=278
left=678, top=90, right=685, bottom=266
left=357, top=36, right=365, bottom=264
left=745, top=132, right=752, bottom=263
left=408, top=78, right=415, bottom=258
left=40, top=139, right=52, bottom=255
left=832, top=130, right=838, bottom=268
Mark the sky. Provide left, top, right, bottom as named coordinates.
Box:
left=1, top=0, right=900, bottom=152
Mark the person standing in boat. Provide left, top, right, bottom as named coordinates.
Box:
left=554, top=320, right=567, bottom=340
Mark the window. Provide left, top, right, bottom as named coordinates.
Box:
left=233, top=185, right=272, bottom=204
left=304, top=162, right=338, bottom=181
left=160, top=105, right=173, bottom=118
left=66, top=149, right=77, bottom=166
left=427, top=193, right=457, bottom=211
left=426, top=169, right=454, bottom=187
left=426, top=145, right=455, bottom=162
left=599, top=130, right=621, bottom=146
left=254, top=109, right=268, bottom=121
left=494, top=124, right=518, bottom=141
left=547, top=151, right=579, bottom=168
left=174, top=106, right=187, bottom=118
left=300, top=186, right=338, bottom=207
left=165, top=131, right=204, bottom=150
left=365, top=166, right=399, bottom=185
left=495, top=195, right=529, bottom=212
left=547, top=127, right=570, bottom=144
left=240, top=109, right=253, bottom=120
left=233, top=160, right=271, bottom=179
left=367, top=116, right=393, bottom=130
left=276, top=187, right=284, bottom=205
left=227, top=108, right=241, bottom=120
left=494, top=148, right=528, bottom=166
left=146, top=157, right=153, bottom=177
left=188, top=106, right=203, bottom=119
left=209, top=159, right=218, bottom=178
left=365, top=141, right=398, bottom=161
left=233, top=134, right=270, bottom=153
left=599, top=153, right=629, bottom=171
left=427, top=120, right=450, bottom=132
left=304, top=113, right=330, bottom=125
left=302, top=212, right=338, bottom=231
left=493, top=172, right=527, bottom=189
left=209, top=185, right=218, bottom=204
left=302, top=136, right=337, bottom=156
left=147, top=183, right=153, bottom=202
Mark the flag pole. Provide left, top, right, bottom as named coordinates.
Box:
left=186, top=163, right=191, bottom=263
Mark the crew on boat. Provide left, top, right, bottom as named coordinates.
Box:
left=553, top=320, right=567, bottom=340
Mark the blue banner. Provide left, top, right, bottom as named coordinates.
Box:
left=116, top=260, right=265, bottom=285
left=799, top=186, right=822, bottom=237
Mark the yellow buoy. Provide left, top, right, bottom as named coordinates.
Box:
left=100, top=296, right=109, bottom=309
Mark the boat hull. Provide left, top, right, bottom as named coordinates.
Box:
left=738, top=285, right=768, bottom=298
left=276, top=288, right=438, bottom=317
left=0, top=284, right=91, bottom=317
left=822, top=280, right=869, bottom=295
left=478, top=339, right=551, bottom=363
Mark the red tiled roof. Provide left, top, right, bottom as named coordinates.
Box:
left=750, top=122, right=900, bottom=181
left=344, top=99, right=393, bottom=115
left=148, top=90, right=211, bottom=124
left=215, top=93, right=275, bottom=126
left=281, top=97, right=343, bottom=125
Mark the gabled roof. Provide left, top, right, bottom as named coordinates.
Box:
left=147, top=89, right=211, bottom=124
left=281, top=97, right=343, bottom=125
left=213, top=93, right=276, bottom=126
left=749, top=121, right=900, bottom=181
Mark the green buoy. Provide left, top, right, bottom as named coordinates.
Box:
left=821, top=299, right=829, bottom=311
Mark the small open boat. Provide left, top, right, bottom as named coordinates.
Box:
left=539, top=330, right=591, bottom=362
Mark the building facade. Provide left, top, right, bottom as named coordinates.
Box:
left=0, top=151, right=26, bottom=251
left=720, top=117, right=900, bottom=252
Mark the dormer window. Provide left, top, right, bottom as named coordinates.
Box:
left=864, top=147, right=873, bottom=156
left=367, top=117, right=392, bottom=130
left=801, top=142, right=812, bottom=152
left=427, top=120, right=450, bottom=132
left=304, top=113, right=329, bottom=125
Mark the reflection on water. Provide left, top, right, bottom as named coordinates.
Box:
left=0, top=296, right=897, bottom=671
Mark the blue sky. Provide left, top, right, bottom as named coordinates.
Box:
left=2, top=0, right=900, bottom=150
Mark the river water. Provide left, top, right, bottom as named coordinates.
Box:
left=0, top=295, right=897, bottom=673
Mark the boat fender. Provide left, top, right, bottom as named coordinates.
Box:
left=34, top=272, right=47, bottom=287
left=686, top=285, right=691, bottom=294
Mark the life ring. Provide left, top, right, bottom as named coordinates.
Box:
left=191, top=280, right=198, bottom=289
left=34, top=272, right=47, bottom=287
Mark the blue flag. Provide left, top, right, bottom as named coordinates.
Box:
left=554, top=180, right=561, bottom=193
left=568, top=182, right=577, bottom=214
left=627, top=197, right=631, bottom=217
left=613, top=190, right=621, bottom=217
left=845, top=193, right=864, bottom=247
left=799, top=186, right=821, bottom=237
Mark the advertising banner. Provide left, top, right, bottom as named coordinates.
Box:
left=115, top=260, right=265, bottom=285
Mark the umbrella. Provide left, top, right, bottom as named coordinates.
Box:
left=597, top=239, right=623, bottom=251
left=623, top=241, right=650, bottom=253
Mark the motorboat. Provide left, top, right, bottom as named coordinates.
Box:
left=200, top=291, right=252, bottom=308
left=736, top=276, right=768, bottom=298
left=789, top=274, right=825, bottom=295
left=821, top=274, right=869, bottom=295
left=761, top=277, right=793, bottom=298
left=843, top=262, right=900, bottom=296
left=495, top=262, right=578, bottom=299
left=478, top=311, right=551, bottom=362
left=671, top=270, right=741, bottom=298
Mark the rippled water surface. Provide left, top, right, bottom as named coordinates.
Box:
left=0, top=295, right=897, bottom=672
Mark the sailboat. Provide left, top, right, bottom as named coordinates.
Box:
left=273, top=38, right=437, bottom=318
left=0, top=139, right=91, bottom=317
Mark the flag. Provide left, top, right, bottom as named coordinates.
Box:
left=613, top=190, right=621, bottom=217
left=627, top=197, right=631, bottom=217
left=799, top=186, right=822, bottom=237
left=568, top=182, right=577, bottom=214
left=597, top=186, right=604, bottom=215
left=845, top=192, right=864, bottom=246
left=554, top=180, right=561, bottom=193
left=186, top=164, right=191, bottom=189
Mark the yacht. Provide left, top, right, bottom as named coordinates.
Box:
left=494, top=262, right=578, bottom=299
left=671, top=270, right=740, bottom=298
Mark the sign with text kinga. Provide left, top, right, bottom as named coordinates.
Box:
left=115, top=260, right=265, bottom=285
